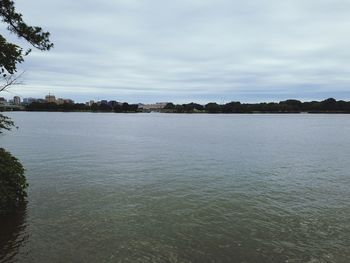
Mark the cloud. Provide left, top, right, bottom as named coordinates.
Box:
left=2, top=0, right=350, bottom=102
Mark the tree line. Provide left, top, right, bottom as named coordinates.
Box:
left=25, top=102, right=139, bottom=112
left=21, top=98, right=350, bottom=113
left=164, top=98, right=350, bottom=113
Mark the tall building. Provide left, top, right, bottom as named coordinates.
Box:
left=0, top=97, right=7, bottom=106
left=13, top=96, right=21, bottom=105
left=45, top=94, right=56, bottom=103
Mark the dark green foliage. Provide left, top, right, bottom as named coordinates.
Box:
left=26, top=102, right=89, bottom=112
left=0, top=0, right=53, bottom=135
left=0, top=114, right=14, bottom=133
left=0, top=148, right=27, bottom=214
left=25, top=102, right=140, bottom=113
left=164, top=103, right=175, bottom=110
left=126, top=103, right=138, bottom=112
left=174, top=104, right=185, bottom=113
left=183, top=103, right=204, bottom=113
left=99, top=103, right=112, bottom=112
left=0, top=0, right=52, bottom=215
left=278, top=100, right=302, bottom=112
left=164, top=98, right=350, bottom=114
left=91, top=103, right=99, bottom=112
left=121, top=102, right=129, bottom=112
left=205, top=102, right=221, bottom=113
left=0, top=34, right=23, bottom=77
left=222, top=101, right=243, bottom=113
left=11, top=98, right=350, bottom=114
left=114, top=103, right=138, bottom=112
left=114, top=104, right=122, bottom=112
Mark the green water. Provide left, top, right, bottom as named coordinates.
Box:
left=1, top=112, right=350, bottom=262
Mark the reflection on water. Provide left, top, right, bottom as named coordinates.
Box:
left=0, top=203, right=28, bottom=263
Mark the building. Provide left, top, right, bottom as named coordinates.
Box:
left=45, top=96, right=74, bottom=105
left=0, top=97, right=7, bottom=106
left=13, top=96, right=21, bottom=105
left=23, top=98, right=37, bottom=105
left=140, top=102, right=169, bottom=112
left=45, top=94, right=56, bottom=103
left=56, top=98, right=65, bottom=105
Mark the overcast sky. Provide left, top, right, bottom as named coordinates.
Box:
left=2, top=0, right=350, bottom=103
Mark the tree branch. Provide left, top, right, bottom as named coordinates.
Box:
left=0, top=72, right=24, bottom=93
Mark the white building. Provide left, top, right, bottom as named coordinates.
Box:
left=13, top=96, right=21, bottom=105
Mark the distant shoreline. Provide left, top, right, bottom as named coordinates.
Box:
left=1, top=98, right=350, bottom=114
left=2, top=110, right=350, bottom=114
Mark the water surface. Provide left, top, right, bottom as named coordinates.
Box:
left=1, top=112, right=350, bottom=262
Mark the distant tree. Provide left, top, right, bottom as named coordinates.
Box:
left=174, top=104, right=184, bottom=113
left=279, top=100, right=302, bottom=112
left=26, top=102, right=57, bottom=111
left=73, top=103, right=88, bottom=111
left=91, top=103, right=99, bottom=112
left=320, top=98, right=337, bottom=111
left=99, top=103, right=112, bottom=112
left=222, top=101, right=242, bottom=113
left=335, top=100, right=350, bottom=112
left=128, top=104, right=139, bottom=112
left=121, top=102, right=129, bottom=112
left=164, top=102, right=175, bottom=110
left=302, top=101, right=320, bottom=112
left=114, top=104, right=122, bottom=113
left=205, top=102, right=221, bottom=113
left=182, top=103, right=204, bottom=113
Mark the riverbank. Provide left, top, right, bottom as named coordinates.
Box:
left=2, top=98, right=350, bottom=114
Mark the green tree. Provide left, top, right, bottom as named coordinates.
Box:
left=0, top=148, right=27, bottom=214
left=0, top=0, right=53, bottom=214
left=164, top=102, right=175, bottom=110
left=1, top=0, right=53, bottom=123
left=205, top=102, right=221, bottom=113
left=0, top=114, right=14, bottom=132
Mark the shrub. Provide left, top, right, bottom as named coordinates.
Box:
left=0, top=148, right=27, bottom=214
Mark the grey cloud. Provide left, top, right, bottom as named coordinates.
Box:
left=3, top=0, right=350, bottom=102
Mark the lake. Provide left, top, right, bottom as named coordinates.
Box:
left=1, top=112, right=350, bottom=262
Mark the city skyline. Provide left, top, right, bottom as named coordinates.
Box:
left=2, top=93, right=350, bottom=106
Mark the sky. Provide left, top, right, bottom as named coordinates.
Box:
left=2, top=0, right=350, bottom=103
